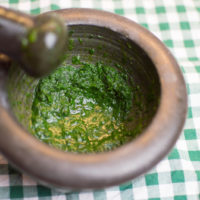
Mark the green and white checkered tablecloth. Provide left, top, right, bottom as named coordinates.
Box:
left=0, top=0, right=199, bottom=199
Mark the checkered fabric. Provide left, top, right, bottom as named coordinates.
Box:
left=0, top=0, right=199, bottom=199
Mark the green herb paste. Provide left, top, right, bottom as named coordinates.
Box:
left=31, top=60, right=138, bottom=153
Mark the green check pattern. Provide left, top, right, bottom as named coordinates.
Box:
left=0, top=0, right=199, bottom=199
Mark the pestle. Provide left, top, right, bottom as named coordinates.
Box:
left=0, top=6, right=68, bottom=77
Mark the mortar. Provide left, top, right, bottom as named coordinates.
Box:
left=0, top=9, right=187, bottom=191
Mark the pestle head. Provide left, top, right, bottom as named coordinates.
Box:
left=21, top=13, right=68, bottom=77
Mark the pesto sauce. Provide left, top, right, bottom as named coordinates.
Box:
left=31, top=61, right=137, bottom=153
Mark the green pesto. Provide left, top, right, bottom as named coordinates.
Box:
left=88, top=48, right=95, bottom=55
left=127, top=42, right=132, bottom=49
left=31, top=60, right=139, bottom=153
left=78, top=38, right=83, bottom=45
left=21, top=38, right=28, bottom=49
left=21, top=29, right=37, bottom=49
left=69, top=30, right=74, bottom=37
left=28, top=29, right=37, bottom=43
left=97, top=45, right=103, bottom=50
left=68, top=39, right=74, bottom=50
left=103, top=52, right=108, bottom=57
left=89, top=34, right=95, bottom=39
left=71, top=55, right=81, bottom=64
left=97, top=35, right=103, bottom=39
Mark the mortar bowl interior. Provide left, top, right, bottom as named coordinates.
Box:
left=7, top=24, right=160, bottom=151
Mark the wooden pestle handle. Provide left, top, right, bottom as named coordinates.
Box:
left=0, top=6, right=68, bottom=77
